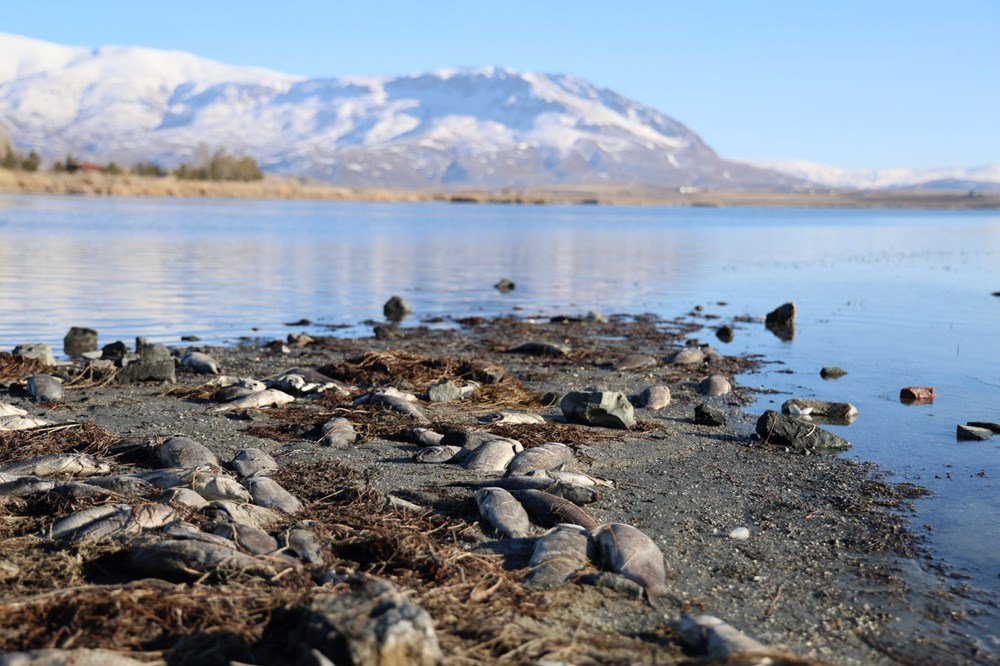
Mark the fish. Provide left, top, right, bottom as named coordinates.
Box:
left=475, top=487, right=532, bottom=539
left=49, top=503, right=175, bottom=543
left=485, top=412, right=546, bottom=425
left=157, top=435, right=219, bottom=468
left=0, top=415, right=52, bottom=431
left=231, top=448, right=278, bottom=478
left=129, top=537, right=278, bottom=581
left=213, top=385, right=258, bottom=403
left=268, top=367, right=350, bottom=394
left=399, top=427, right=444, bottom=447
left=462, top=439, right=521, bottom=473
left=192, top=471, right=253, bottom=502
left=0, top=453, right=110, bottom=478
left=611, top=353, right=658, bottom=371
left=204, top=500, right=283, bottom=529
left=83, top=475, right=158, bottom=497
left=209, top=389, right=294, bottom=412
left=181, top=351, right=220, bottom=374
left=213, top=523, right=279, bottom=555
left=0, top=476, right=56, bottom=497
left=319, top=417, right=357, bottom=447
left=284, top=527, right=325, bottom=564
left=505, top=341, right=570, bottom=357
left=592, top=523, right=669, bottom=607
left=457, top=476, right=601, bottom=505
left=669, top=614, right=770, bottom=659
left=243, top=476, right=302, bottom=514
left=506, top=442, right=574, bottom=476
left=527, top=468, right=616, bottom=489
left=158, top=487, right=209, bottom=508
left=0, top=402, right=27, bottom=417
left=357, top=388, right=429, bottom=422
left=525, top=523, right=594, bottom=589
left=511, top=489, right=599, bottom=531
left=0, top=648, right=150, bottom=665
left=413, top=445, right=467, bottom=464
left=28, top=374, right=64, bottom=402
left=162, top=521, right=237, bottom=547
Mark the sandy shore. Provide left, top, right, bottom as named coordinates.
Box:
left=0, top=313, right=995, bottom=665
left=2, top=169, right=998, bottom=209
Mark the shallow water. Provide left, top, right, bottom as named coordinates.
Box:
left=1, top=194, right=998, bottom=611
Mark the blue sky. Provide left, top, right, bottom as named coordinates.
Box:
left=5, top=0, right=998, bottom=169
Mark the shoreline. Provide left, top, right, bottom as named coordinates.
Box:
left=2, top=169, right=999, bottom=209
left=1, top=314, right=995, bottom=664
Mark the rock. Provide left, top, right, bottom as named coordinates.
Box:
left=715, top=325, right=735, bottom=343
left=181, top=351, right=220, bottom=375
left=63, top=327, right=98, bottom=357
left=670, top=614, right=769, bottom=659
left=587, top=310, right=609, bottom=323
left=820, top=366, right=848, bottom=379
left=287, top=332, right=314, bottom=347
left=180, top=335, right=201, bottom=342
left=12, top=343, right=53, bottom=366
left=957, top=425, right=994, bottom=441
left=765, top=302, right=796, bottom=340
left=782, top=399, right=858, bottom=421
left=27, top=375, right=64, bottom=402
left=116, top=343, right=176, bottom=384
left=158, top=436, right=219, bottom=468
left=611, top=353, right=657, bottom=371
left=427, top=379, right=461, bottom=403
left=494, top=278, right=516, bottom=293
left=319, top=417, right=358, bottom=447
left=243, top=476, right=302, bottom=514
left=900, top=386, right=935, bottom=403
left=968, top=421, right=1000, bottom=434
left=283, top=573, right=442, bottom=666
left=698, top=374, right=731, bottom=397
left=560, top=391, right=635, bottom=429
left=728, top=527, right=750, bottom=541
left=669, top=348, right=705, bottom=365
left=383, top=295, right=412, bottom=322
left=460, top=360, right=505, bottom=384
left=231, top=448, right=279, bottom=478
left=373, top=323, right=404, bottom=340
left=636, top=385, right=671, bottom=410
left=506, top=341, right=570, bottom=357
left=101, top=341, right=128, bottom=361
left=694, top=403, right=726, bottom=427
left=755, top=410, right=851, bottom=453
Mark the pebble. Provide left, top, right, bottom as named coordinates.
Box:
left=637, top=385, right=671, bottom=410
left=560, top=391, right=636, bottom=429
left=820, top=366, right=848, bottom=379
left=427, top=379, right=461, bottom=403
left=694, top=403, right=727, bottom=427
left=698, top=374, right=731, bottom=397
left=764, top=302, right=796, bottom=340
left=728, top=527, right=751, bottom=541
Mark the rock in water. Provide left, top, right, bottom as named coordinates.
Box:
left=560, top=391, right=635, bottom=429
left=694, top=403, right=726, bottom=427
left=475, top=487, right=532, bottom=538
left=593, top=523, right=669, bottom=606
left=494, top=278, right=516, bottom=293
left=383, top=295, right=412, bottom=322
left=27, top=375, right=64, bottom=402
left=181, top=351, right=221, bottom=374
left=64, top=327, right=98, bottom=357
left=526, top=523, right=594, bottom=590
left=900, top=386, right=935, bottom=403
left=957, top=425, right=994, bottom=441
left=12, top=343, right=54, bottom=366
left=820, top=366, right=848, bottom=379
left=280, top=573, right=442, bottom=666
left=637, top=385, right=671, bottom=410
left=755, top=410, right=850, bottom=453
left=698, top=374, right=731, bottom=397
left=715, top=325, right=735, bottom=343
left=765, top=302, right=796, bottom=340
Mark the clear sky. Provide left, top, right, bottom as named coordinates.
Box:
left=4, top=0, right=998, bottom=169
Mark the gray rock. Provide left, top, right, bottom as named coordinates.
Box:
left=461, top=361, right=505, bottom=384
left=957, top=425, right=994, bottom=441
left=101, top=341, right=129, bottom=361
left=820, top=366, right=848, bottom=379
left=765, top=302, right=796, bottom=340
left=383, top=295, right=412, bottom=322
left=694, top=403, right=726, bottom=427
left=63, top=327, right=98, bottom=357
left=494, top=278, right=516, bottom=293
left=669, top=348, right=705, bottom=365
left=637, top=385, right=671, bottom=410
left=427, top=379, right=461, bottom=403
left=116, top=343, right=176, bottom=384
left=287, top=574, right=442, bottom=666
left=755, top=410, right=851, bottom=453
left=181, top=351, right=220, bottom=375
left=506, top=341, right=570, bottom=357
left=373, top=323, right=404, bottom=340
left=27, top=375, right=64, bottom=402
left=611, top=353, right=657, bottom=371
left=698, top=374, right=731, bottom=397
left=715, top=325, right=735, bottom=343
left=560, top=391, right=635, bottom=429
left=159, top=436, right=219, bottom=468
left=12, top=343, right=53, bottom=366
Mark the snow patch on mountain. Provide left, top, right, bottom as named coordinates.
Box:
left=751, top=159, right=1000, bottom=190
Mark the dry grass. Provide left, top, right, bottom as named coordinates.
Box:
left=0, top=352, right=49, bottom=382
left=0, top=422, right=120, bottom=464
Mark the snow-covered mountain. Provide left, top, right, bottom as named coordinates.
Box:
left=751, top=159, right=1000, bottom=191
left=0, top=33, right=801, bottom=190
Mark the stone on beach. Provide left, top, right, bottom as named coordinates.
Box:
left=694, top=403, right=727, bottom=427
left=636, top=385, right=671, bottom=410
left=755, top=410, right=851, bottom=453
left=560, top=391, right=635, bottom=429
left=669, top=347, right=705, bottom=365
left=231, top=448, right=279, bottom=478
left=698, top=374, right=731, bottom=397
left=383, top=295, right=413, bottom=322
left=427, top=379, right=461, bottom=403
left=116, top=343, right=176, bottom=384
left=181, top=351, right=220, bottom=375
left=64, top=327, right=98, bottom=357
left=11, top=343, right=54, bottom=366
left=611, top=353, right=657, bottom=371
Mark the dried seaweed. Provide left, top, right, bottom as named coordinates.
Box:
left=0, top=422, right=119, bottom=464
left=317, top=350, right=461, bottom=389
left=0, top=352, right=50, bottom=382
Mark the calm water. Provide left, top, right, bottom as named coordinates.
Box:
left=1, top=194, right=998, bottom=606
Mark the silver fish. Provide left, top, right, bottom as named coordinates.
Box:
left=462, top=439, right=521, bottom=472
left=0, top=402, right=27, bottom=417
left=669, top=614, right=769, bottom=658
left=213, top=523, right=279, bottom=555
left=204, top=500, right=283, bottom=529
left=0, top=415, right=52, bottom=431
left=269, top=367, right=349, bottom=394
left=231, top=447, right=278, bottom=478
left=461, top=476, right=600, bottom=505
left=0, top=476, right=56, bottom=497
left=84, top=475, right=158, bottom=496
left=0, top=453, right=110, bottom=478
left=243, top=476, right=302, bottom=514
left=181, top=351, right=220, bottom=375
left=28, top=374, right=64, bottom=403
left=129, top=537, right=277, bottom=581
left=486, top=412, right=545, bottom=425
left=284, top=527, right=325, bottom=564
left=526, top=523, right=594, bottom=589
left=413, top=445, right=467, bottom=464
left=592, top=523, right=669, bottom=606
left=399, top=427, right=444, bottom=447
left=475, top=487, right=532, bottom=538
left=159, top=487, right=209, bottom=508
left=528, top=468, right=616, bottom=489
left=193, top=471, right=253, bottom=502
left=511, top=489, right=599, bottom=531
left=162, top=521, right=236, bottom=547
left=49, top=503, right=175, bottom=543
left=356, top=387, right=429, bottom=422
left=319, top=417, right=357, bottom=447
left=506, top=442, right=574, bottom=476
left=209, top=388, right=294, bottom=412
left=157, top=435, right=219, bottom=468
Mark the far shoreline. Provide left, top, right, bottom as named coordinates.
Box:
left=1, top=169, right=998, bottom=209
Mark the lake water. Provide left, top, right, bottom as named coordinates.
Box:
left=1, top=194, right=998, bottom=614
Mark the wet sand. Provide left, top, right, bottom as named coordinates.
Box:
left=0, top=314, right=996, bottom=665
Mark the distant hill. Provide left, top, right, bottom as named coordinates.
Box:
left=751, top=159, right=1000, bottom=191
left=0, top=33, right=803, bottom=190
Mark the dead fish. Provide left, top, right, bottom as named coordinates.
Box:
left=213, top=385, right=258, bottom=403
left=0, top=402, right=27, bottom=417
left=129, top=537, right=277, bottom=581
left=462, top=439, right=521, bottom=473
left=505, top=341, right=570, bottom=357
left=231, top=447, right=278, bottom=478
left=528, top=468, right=616, bottom=489
left=0, top=648, right=150, bottom=665
left=413, top=445, right=467, bottom=464
left=357, top=388, right=429, bottom=422
left=399, top=427, right=444, bottom=447
left=213, top=523, right=279, bottom=555
left=0, top=415, right=52, bottom=431
left=51, top=482, right=124, bottom=499
left=669, top=614, right=770, bottom=659
left=611, top=353, right=657, bottom=371
left=181, top=351, right=220, bottom=374
left=49, top=503, right=175, bottom=543
left=636, top=385, right=671, bottom=410
left=0, top=453, right=110, bottom=478
left=209, top=388, right=294, bottom=412
left=284, top=527, right=325, bottom=564
left=386, top=495, right=424, bottom=512
left=139, top=466, right=199, bottom=489
left=162, top=520, right=237, bottom=547
left=319, top=417, right=357, bottom=447
left=204, top=500, right=283, bottom=529
left=159, top=487, right=209, bottom=508
left=485, top=411, right=546, bottom=425
left=669, top=348, right=705, bottom=365
left=0, top=476, right=56, bottom=497
left=506, top=442, right=574, bottom=476
left=511, top=489, right=599, bottom=531
left=157, top=435, right=219, bottom=468
left=83, top=475, right=158, bottom=496
left=28, top=374, right=64, bottom=402
left=270, top=367, right=350, bottom=394
left=243, top=476, right=302, bottom=514
left=525, top=523, right=594, bottom=589
left=193, top=471, right=253, bottom=502
left=475, top=487, right=532, bottom=538
left=592, top=523, right=669, bottom=606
